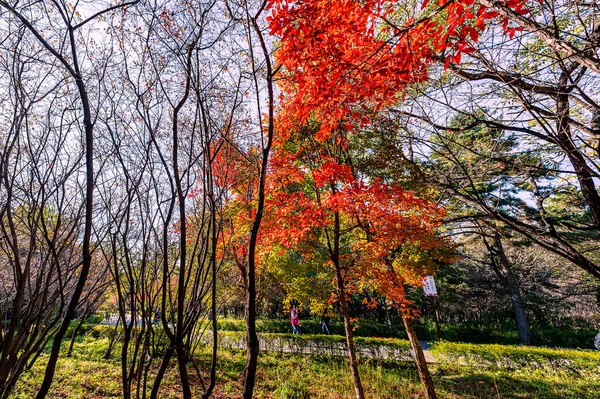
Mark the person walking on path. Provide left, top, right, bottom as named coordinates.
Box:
left=321, top=311, right=331, bottom=335
left=290, top=305, right=301, bottom=334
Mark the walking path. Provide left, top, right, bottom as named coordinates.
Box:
left=419, top=341, right=436, bottom=362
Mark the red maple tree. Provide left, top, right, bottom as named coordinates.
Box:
left=262, top=127, right=452, bottom=398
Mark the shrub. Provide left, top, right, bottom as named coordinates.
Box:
left=215, top=318, right=406, bottom=338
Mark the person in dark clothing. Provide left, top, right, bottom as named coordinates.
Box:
left=321, top=311, right=331, bottom=335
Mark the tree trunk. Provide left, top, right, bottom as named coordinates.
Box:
left=35, top=77, right=95, bottom=399
left=175, top=343, right=192, bottom=399
left=402, top=316, right=437, bottom=399
left=149, top=346, right=175, bottom=399
left=491, top=233, right=532, bottom=345
left=66, top=318, right=86, bottom=357
left=242, top=15, right=275, bottom=398
left=242, top=257, right=259, bottom=399
left=334, top=266, right=365, bottom=399
left=202, top=198, right=219, bottom=399
left=171, top=40, right=195, bottom=399
left=121, top=325, right=132, bottom=399
left=104, top=317, right=120, bottom=360
left=429, top=296, right=442, bottom=340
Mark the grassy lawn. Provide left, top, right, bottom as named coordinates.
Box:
left=9, top=335, right=600, bottom=398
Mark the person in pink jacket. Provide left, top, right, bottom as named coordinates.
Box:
left=290, top=305, right=301, bottom=334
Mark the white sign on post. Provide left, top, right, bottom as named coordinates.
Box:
left=423, top=275, right=438, bottom=297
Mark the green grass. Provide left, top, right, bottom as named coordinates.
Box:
left=11, top=337, right=122, bottom=399
left=431, top=341, right=600, bottom=372
left=9, top=333, right=600, bottom=398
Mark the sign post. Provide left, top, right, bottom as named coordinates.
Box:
left=422, top=275, right=442, bottom=340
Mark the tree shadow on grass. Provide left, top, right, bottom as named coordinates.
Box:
left=435, top=367, right=599, bottom=399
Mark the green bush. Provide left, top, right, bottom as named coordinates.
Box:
left=214, top=317, right=598, bottom=348
left=413, top=320, right=597, bottom=348
left=85, top=314, right=104, bottom=324
left=86, top=324, right=120, bottom=339
left=216, top=318, right=405, bottom=338
left=531, top=325, right=596, bottom=349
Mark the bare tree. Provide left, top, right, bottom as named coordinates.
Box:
left=0, top=2, right=140, bottom=397
left=91, top=2, right=252, bottom=397
left=0, top=20, right=88, bottom=399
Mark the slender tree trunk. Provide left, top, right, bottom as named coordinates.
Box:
left=242, top=14, right=275, bottom=399
left=175, top=344, right=192, bottom=399
left=505, top=270, right=531, bottom=345
left=491, top=233, right=531, bottom=345
left=35, top=79, right=94, bottom=399
left=328, top=208, right=365, bottom=399
left=202, top=192, right=218, bottom=399
left=121, top=326, right=133, bottom=399
left=149, top=346, right=175, bottom=399
left=403, top=316, right=437, bottom=399
left=242, top=262, right=259, bottom=399
left=171, top=40, right=197, bottom=399
left=66, top=317, right=86, bottom=357
left=429, top=296, right=442, bottom=340
left=334, top=269, right=365, bottom=399
left=104, top=316, right=120, bottom=360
